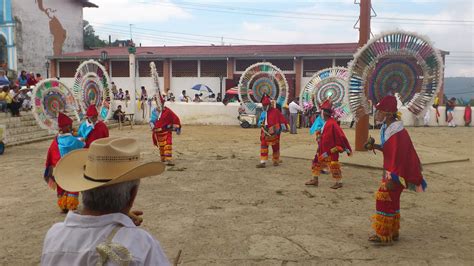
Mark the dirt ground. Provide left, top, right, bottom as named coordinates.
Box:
left=0, top=125, right=473, bottom=265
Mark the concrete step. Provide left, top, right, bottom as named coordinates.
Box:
left=5, top=134, right=55, bottom=147
left=6, top=124, right=46, bottom=135
left=5, top=129, right=53, bottom=142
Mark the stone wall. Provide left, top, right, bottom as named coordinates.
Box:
left=12, top=0, right=84, bottom=76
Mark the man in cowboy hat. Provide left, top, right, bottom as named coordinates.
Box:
left=150, top=96, right=181, bottom=166
left=364, top=95, right=426, bottom=244
left=41, top=137, right=170, bottom=265
left=256, top=94, right=288, bottom=168
left=44, top=113, right=85, bottom=212
left=78, top=105, right=109, bottom=148
left=305, top=99, right=351, bottom=189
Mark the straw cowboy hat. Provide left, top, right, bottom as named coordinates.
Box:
left=54, top=137, right=165, bottom=192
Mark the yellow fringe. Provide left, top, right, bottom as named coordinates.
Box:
left=58, top=194, right=79, bottom=211
left=371, top=213, right=400, bottom=242
left=57, top=194, right=68, bottom=210
left=375, top=191, right=392, bottom=201
left=329, top=161, right=342, bottom=180
left=66, top=196, right=79, bottom=210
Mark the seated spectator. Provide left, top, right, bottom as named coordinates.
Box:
left=0, top=86, right=8, bottom=112
left=27, top=72, right=37, bottom=87
left=17, top=70, right=28, bottom=87
left=0, top=70, right=10, bottom=87
left=113, top=105, right=126, bottom=122
left=193, top=93, right=203, bottom=103
left=41, top=138, right=170, bottom=265
left=125, top=90, right=131, bottom=100
left=36, top=73, right=43, bottom=82
left=167, top=92, right=175, bottom=102
left=20, top=88, right=32, bottom=111
left=8, top=85, right=22, bottom=116
left=117, top=88, right=124, bottom=100
left=216, top=93, right=222, bottom=102
left=179, top=90, right=190, bottom=102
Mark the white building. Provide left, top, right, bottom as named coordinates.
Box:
left=0, top=0, right=97, bottom=75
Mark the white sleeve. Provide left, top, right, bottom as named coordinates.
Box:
left=143, top=239, right=171, bottom=266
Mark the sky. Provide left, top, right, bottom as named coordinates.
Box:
left=84, top=0, right=474, bottom=77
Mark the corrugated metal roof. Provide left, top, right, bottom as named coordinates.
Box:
left=49, top=43, right=359, bottom=60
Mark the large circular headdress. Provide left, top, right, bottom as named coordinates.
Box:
left=73, top=59, right=112, bottom=120
left=238, top=62, right=289, bottom=110
left=348, top=30, right=443, bottom=118
left=150, top=62, right=163, bottom=108
left=32, top=79, right=80, bottom=132
left=300, top=67, right=351, bottom=119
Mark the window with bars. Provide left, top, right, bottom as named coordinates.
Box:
left=172, top=60, right=198, bottom=77
left=235, top=59, right=261, bottom=72
left=200, top=60, right=227, bottom=77
left=303, top=59, right=333, bottom=77
left=58, top=61, right=80, bottom=77
left=138, top=60, right=163, bottom=77
left=111, top=61, right=130, bottom=77
left=266, top=59, right=294, bottom=71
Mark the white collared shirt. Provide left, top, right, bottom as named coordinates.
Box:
left=41, top=212, right=170, bottom=266
left=288, top=101, right=302, bottom=114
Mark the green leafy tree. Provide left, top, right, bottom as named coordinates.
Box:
left=83, top=20, right=107, bottom=49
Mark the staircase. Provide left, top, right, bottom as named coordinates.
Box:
left=0, top=112, right=54, bottom=147
left=0, top=112, right=120, bottom=147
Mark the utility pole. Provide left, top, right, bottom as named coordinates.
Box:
left=354, top=0, right=371, bottom=151
left=129, top=24, right=133, bottom=41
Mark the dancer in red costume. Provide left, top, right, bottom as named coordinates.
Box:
left=77, top=105, right=109, bottom=148
left=44, top=113, right=85, bottom=212
left=150, top=96, right=181, bottom=166
left=305, top=99, right=351, bottom=189
left=256, top=95, right=289, bottom=168
left=365, top=95, right=427, bottom=244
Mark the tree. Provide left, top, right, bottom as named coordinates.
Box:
left=83, top=20, right=107, bottom=49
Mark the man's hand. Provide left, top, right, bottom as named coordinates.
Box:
left=128, top=210, right=144, bottom=226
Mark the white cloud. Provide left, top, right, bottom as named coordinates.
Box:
left=230, top=1, right=473, bottom=77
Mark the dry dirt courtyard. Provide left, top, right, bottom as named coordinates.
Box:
left=0, top=125, right=473, bottom=265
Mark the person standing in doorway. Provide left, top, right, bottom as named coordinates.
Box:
left=288, top=98, right=303, bottom=134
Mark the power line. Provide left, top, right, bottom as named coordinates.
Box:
left=91, top=22, right=284, bottom=45
left=95, top=27, right=214, bottom=45
left=138, top=0, right=474, bottom=25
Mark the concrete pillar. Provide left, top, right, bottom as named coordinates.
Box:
left=163, top=59, right=171, bottom=94
left=50, top=59, right=58, bottom=78
left=226, top=57, right=234, bottom=79
left=129, top=53, right=137, bottom=120
left=295, top=57, right=302, bottom=99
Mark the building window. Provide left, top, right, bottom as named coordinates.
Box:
left=335, top=58, right=351, bottom=67
left=111, top=61, right=129, bottom=77
left=59, top=61, right=80, bottom=77
left=200, top=60, right=227, bottom=77
left=235, top=59, right=261, bottom=72
left=138, top=60, right=163, bottom=77
left=172, top=60, right=197, bottom=77
left=303, top=59, right=333, bottom=77
left=266, top=59, right=294, bottom=71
